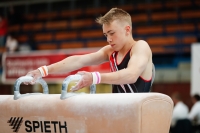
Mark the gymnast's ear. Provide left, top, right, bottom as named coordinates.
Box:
left=125, top=25, right=131, bottom=35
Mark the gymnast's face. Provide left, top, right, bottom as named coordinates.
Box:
left=103, top=20, right=130, bottom=51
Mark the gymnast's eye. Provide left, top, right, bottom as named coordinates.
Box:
left=110, top=32, right=115, bottom=36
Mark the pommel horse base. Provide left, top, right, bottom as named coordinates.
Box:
left=0, top=93, right=173, bottom=133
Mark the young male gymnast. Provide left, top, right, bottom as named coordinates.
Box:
left=25, top=8, right=154, bottom=93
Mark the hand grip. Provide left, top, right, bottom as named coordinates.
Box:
left=13, top=76, right=49, bottom=100
left=60, top=74, right=96, bottom=100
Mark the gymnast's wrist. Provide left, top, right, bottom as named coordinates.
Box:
left=38, top=65, right=48, bottom=77
left=91, top=72, right=101, bottom=84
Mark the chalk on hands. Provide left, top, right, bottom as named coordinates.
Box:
left=70, top=85, right=78, bottom=91
left=30, top=81, right=35, bottom=85
left=70, top=81, right=79, bottom=91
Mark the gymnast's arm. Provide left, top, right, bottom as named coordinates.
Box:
left=26, top=45, right=111, bottom=84
left=47, top=46, right=110, bottom=73
left=101, top=40, right=152, bottom=85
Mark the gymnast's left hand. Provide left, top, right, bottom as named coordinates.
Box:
left=70, top=71, right=93, bottom=92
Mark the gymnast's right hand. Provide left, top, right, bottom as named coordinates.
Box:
left=24, top=69, right=42, bottom=85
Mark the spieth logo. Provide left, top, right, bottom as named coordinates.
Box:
left=7, top=117, right=23, bottom=133
left=7, top=117, right=68, bottom=133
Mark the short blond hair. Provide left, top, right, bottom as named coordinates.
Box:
left=96, top=8, right=132, bottom=27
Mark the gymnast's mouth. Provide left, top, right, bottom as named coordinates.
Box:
left=110, top=44, right=115, bottom=47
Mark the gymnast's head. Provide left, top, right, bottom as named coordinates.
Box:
left=96, top=8, right=133, bottom=48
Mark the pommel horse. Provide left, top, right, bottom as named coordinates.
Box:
left=0, top=75, right=173, bottom=133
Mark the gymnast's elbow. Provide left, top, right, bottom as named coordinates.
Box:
left=119, top=71, right=137, bottom=84
left=127, top=74, right=138, bottom=84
